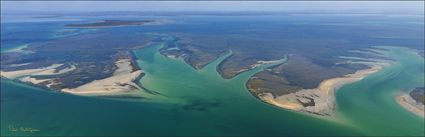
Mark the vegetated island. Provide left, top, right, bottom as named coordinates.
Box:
left=396, top=87, right=425, bottom=118
left=0, top=29, right=158, bottom=99
left=156, top=33, right=393, bottom=117
left=65, top=20, right=165, bottom=28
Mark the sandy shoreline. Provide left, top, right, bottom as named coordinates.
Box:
left=62, top=59, right=143, bottom=95
left=258, top=64, right=385, bottom=116
left=396, top=93, right=424, bottom=118
left=1, top=59, right=145, bottom=97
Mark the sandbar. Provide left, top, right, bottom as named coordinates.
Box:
left=396, top=92, right=424, bottom=118
left=258, top=64, right=385, bottom=116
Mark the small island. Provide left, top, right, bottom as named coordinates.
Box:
left=410, top=87, right=425, bottom=104
left=65, top=20, right=164, bottom=28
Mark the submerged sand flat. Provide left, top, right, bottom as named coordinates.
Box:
left=2, top=44, right=28, bottom=53
left=62, top=59, right=142, bottom=95
left=1, top=64, right=77, bottom=88
left=8, top=63, right=32, bottom=67
left=234, top=58, right=286, bottom=75
left=252, top=59, right=285, bottom=68
left=396, top=93, right=425, bottom=118
left=20, top=76, right=51, bottom=84
left=0, top=64, right=63, bottom=79
left=259, top=64, right=385, bottom=116
left=36, top=65, right=76, bottom=75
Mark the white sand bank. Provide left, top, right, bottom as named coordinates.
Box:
left=258, top=64, right=385, bottom=116
left=396, top=93, right=424, bottom=118
left=62, top=59, right=142, bottom=95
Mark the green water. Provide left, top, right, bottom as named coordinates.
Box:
left=336, top=46, right=425, bottom=136
left=1, top=44, right=424, bottom=136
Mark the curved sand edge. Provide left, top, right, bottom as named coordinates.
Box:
left=258, top=64, right=385, bottom=116
left=396, top=93, right=425, bottom=118
left=62, top=59, right=143, bottom=95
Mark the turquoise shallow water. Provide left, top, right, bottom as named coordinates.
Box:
left=1, top=44, right=424, bottom=136
left=336, top=46, right=425, bottom=136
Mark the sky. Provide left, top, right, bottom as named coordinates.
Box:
left=1, top=1, right=424, bottom=14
